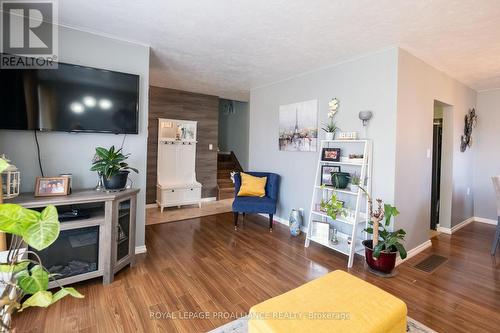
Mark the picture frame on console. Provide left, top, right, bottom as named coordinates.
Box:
left=35, top=176, right=70, bottom=197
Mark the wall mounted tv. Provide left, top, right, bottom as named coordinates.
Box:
left=0, top=60, right=139, bottom=134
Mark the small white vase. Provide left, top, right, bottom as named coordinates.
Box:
left=325, top=132, right=335, bottom=140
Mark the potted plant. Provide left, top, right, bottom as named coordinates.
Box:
left=331, top=172, right=350, bottom=189
left=90, top=146, right=138, bottom=191
left=320, top=188, right=346, bottom=220
left=350, top=173, right=361, bottom=192
left=322, top=98, right=340, bottom=140
left=361, top=191, right=407, bottom=274
left=0, top=158, right=83, bottom=331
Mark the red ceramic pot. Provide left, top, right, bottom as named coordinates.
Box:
left=362, top=240, right=397, bottom=274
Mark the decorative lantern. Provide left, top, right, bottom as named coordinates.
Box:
left=0, top=155, right=20, bottom=199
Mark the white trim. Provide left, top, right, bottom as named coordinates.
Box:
left=135, top=245, right=147, bottom=254
left=395, top=240, right=432, bottom=266
left=477, top=87, right=500, bottom=93
left=437, top=226, right=452, bottom=234
left=258, top=213, right=309, bottom=232
left=57, top=22, right=151, bottom=48
left=438, top=217, right=475, bottom=234
left=146, top=203, right=157, bottom=209
left=474, top=216, right=498, bottom=225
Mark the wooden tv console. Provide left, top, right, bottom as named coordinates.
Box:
left=8, top=188, right=139, bottom=286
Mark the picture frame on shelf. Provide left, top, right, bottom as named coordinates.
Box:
left=320, top=165, right=341, bottom=186
left=321, top=148, right=341, bottom=161
left=35, top=176, right=70, bottom=197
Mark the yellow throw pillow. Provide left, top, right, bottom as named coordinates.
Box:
left=237, top=173, right=267, bottom=197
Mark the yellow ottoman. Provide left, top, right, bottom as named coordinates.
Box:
left=249, top=270, right=407, bottom=333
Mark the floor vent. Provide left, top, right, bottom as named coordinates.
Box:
left=413, top=254, right=447, bottom=273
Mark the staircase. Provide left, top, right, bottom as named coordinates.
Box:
left=217, top=152, right=243, bottom=200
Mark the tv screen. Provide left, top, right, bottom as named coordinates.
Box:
left=0, top=61, right=139, bottom=134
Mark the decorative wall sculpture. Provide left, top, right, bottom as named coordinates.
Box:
left=460, top=108, right=477, bottom=152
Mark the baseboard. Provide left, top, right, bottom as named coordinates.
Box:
left=395, top=240, right=432, bottom=266
left=258, top=213, right=288, bottom=226
left=135, top=245, right=147, bottom=254
left=474, top=216, right=498, bottom=225
left=436, top=226, right=452, bottom=234
left=258, top=213, right=309, bottom=232
left=145, top=203, right=157, bottom=209
left=438, top=216, right=475, bottom=234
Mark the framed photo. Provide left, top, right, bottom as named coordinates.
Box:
left=321, top=165, right=341, bottom=186
left=321, top=148, right=341, bottom=161
left=35, top=177, right=70, bottom=197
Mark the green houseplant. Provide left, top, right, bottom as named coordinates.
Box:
left=319, top=188, right=346, bottom=220
left=322, top=98, right=340, bottom=140
left=0, top=157, right=83, bottom=331
left=350, top=173, right=361, bottom=192
left=90, top=146, right=138, bottom=190
left=361, top=188, right=407, bottom=274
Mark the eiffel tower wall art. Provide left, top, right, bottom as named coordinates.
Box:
left=279, top=99, right=318, bottom=152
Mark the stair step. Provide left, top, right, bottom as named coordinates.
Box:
left=218, top=161, right=236, bottom=169
left=218, top=182, right=234, bottom=189
left=217, top=178, right=233, bottom=185
left=217, top=153, right=232, bottom=162
left=218, top=187, right=235, bottom=200
left=217, top=170, right=232, bottom=177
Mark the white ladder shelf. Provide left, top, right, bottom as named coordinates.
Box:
left=304, top=139, right=373, bottom=268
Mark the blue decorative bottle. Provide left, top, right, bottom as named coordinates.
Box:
left=289, top=209, right=302, bottom=236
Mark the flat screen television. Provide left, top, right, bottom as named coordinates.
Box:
left=0, top=60, right=139, bottom=134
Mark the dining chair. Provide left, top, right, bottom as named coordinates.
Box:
left=491, top=176, right=500, bottom=255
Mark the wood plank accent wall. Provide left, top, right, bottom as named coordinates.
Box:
left=147, top=86, right=219, bottom=204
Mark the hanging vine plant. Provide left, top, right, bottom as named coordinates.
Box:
left=460, top=108, right=477, bottom=152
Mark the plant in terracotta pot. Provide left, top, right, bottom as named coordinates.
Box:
left=90, top=146, right=138, bottom=191
left=361, top=190, right=407, bottom=274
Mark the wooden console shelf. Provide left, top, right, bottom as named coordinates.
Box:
left=8, top=188, right=139, bottom=286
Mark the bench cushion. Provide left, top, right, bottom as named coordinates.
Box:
left=249, top=270, right=407, bottom=333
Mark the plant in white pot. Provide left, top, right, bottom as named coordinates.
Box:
left=350, top=173, right=361, bottom=192
left=90, top=146, right=138, bottom=191
left=322, top=98, right=340, bottom=140
left=0, top=157, right=83, bottom=332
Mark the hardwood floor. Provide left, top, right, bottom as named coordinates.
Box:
left=13, top=214, right=500, bottom=332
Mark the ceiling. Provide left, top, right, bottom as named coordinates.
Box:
left=59, top=0, right=500, bottom=101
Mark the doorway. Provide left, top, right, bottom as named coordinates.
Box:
left=430, top=112, right=443, bottom=230
left=430, top=100, right=453, bottom=235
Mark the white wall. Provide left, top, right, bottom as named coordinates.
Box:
left=473, top=89, right=500, bottom=220
left=249, top=48, right=399, bottom=228
left=395, top=49, right=477, bottom=249
left=0, top=26, right=150, bottom=247
left=218, top=101, right=250, bottom=169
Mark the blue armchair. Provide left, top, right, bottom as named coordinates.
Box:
left=232, top=172, right=280, bottom=232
